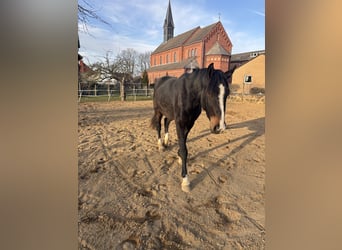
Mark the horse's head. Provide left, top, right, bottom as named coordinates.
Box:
left=202, top=63, right=236, bottom=134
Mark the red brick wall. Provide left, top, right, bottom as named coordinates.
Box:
left=149, top=68, right=185, bottom=84
left=202, top=23, right=232, bottom=70
left=205, top=55, right=230, bottom=72
left=204, top=24, right=232, bottom=54
left=79, top=60, right=91, bottom=73
left=183, top=42, right=203, bottom=66
left=150, top=47, right=183, bottom=67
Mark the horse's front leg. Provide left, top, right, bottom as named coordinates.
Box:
left=176, top=124, right=191, bottom=192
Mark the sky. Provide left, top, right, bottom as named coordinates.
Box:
left=78, top=0, right=265, bottom=65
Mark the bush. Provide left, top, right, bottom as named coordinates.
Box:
left=230, top=84, right=240, bottom=92
left=250, top=87, right=265, bottom=95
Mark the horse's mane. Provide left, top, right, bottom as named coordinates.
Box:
left=206, top=70, right=224, bottom=96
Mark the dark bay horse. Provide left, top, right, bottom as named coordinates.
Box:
left=151, top=63, right=236, bottom=192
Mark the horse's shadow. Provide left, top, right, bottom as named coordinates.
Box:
left=163, top=130, right=212, bottom=152
left=190, top=117, right=265, bottom=189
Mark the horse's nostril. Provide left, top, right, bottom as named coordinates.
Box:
left=211, top=125, right=220, bottom=134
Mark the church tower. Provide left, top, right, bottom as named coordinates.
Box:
left=163, top=0, right=174, bottom=42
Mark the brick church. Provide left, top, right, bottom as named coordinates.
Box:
left=147, top=0, right=233, bottom=84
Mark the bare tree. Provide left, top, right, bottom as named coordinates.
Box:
left=98, top=51, right=120, bottom=81
left=116, top=48, right=139, bottom=76
left=138, top=51, right=151, bottom=74
left=78, top=0, right=110, bottom=32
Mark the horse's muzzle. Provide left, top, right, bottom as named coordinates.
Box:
left=210, top=116, right=226, bottom=134
left=211, top=124, right=225, bottom=134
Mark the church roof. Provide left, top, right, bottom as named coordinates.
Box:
left=147, top=57, right=199, bottom=72
left=206, top=41, right=230, bottom=55
left=153, top=27, right=199, bottom=54
left=152, top=22, right=221, bottom=54
left=184, top=22, right=217, bottom=45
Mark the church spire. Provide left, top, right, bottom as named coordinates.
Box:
left=163, top=0, right=174, bottom=42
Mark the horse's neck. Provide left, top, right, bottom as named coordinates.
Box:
left=188, top=71, right=206, bottom=90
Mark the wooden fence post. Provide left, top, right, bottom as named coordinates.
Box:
left=120, top=77, right=126, bottom=101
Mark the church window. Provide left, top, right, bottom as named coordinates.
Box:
left=160, top=56, right=162, bottom=65
left=166, top=54, right=169, bottom=63
left=174, top=52, right=177, bottom=62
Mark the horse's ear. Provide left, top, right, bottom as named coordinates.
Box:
left=224, top=65, right=237, bottom=79
left=207, top=63, right=215, bottom=78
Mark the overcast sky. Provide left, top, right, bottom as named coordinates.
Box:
left=78, top=0, right=265, bottom=64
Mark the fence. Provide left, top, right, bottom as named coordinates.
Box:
left=78, top=88, right=264, bottom=103
left=78, top=88, right=154, bottom=102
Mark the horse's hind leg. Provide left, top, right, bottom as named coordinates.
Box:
left=163, top=117, right=171, bottom=146
left=156, top=116, right=164, bottom=150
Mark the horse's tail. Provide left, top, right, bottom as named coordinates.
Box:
left=150, top=113, right=159, bottom=130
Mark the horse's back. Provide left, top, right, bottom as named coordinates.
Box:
left=154, top=76, right=176, bottom=90
left=154, top=76, right=178, bottom=98
left=153, top=76, right=179, bottom=119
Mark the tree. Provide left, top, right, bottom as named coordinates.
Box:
left=116, top=48, right=139, bottom=76
left=138, top=51, right=151, bottom=74
left=96, top=51, right=120, bottom=82
left=141, top=70, right=149, bottom=89
left=78, top=0, right=110, bottom=32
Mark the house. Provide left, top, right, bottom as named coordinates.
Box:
left=230, top=50, right=265, bottom=69
left=230, top=50, right=265, bottom=94
left=79, top=60, right=92, bottom=74
left=147, top=0, right=233, bottom=84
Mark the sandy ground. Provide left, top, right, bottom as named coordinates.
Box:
left=78, top=100, right=265, bottom=249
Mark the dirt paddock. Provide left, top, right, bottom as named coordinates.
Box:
left=78, top=100, right=265, bottom=249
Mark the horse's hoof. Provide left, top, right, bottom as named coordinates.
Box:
left=181, top=183, right=191, bottom=193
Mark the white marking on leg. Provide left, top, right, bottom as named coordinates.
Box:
left=218, top=83, right=226, bottom=131
left=178, top=156, right=182, bottom=164
left=182, top=175, right=190, bottom=186
left=158, top=138, right=164, bottom=150
left=181, top=175, right=191, bottom=192
left=164, top=132, right=169, bottom=146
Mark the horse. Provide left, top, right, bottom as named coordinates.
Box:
left=151, top=63, right=236, bottom=192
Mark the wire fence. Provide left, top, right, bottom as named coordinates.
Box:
left=78, top=88, right=154, bottom=102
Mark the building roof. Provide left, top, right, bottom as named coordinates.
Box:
left=152, top=21, right=221, bottom=54
left=153, top=27, right=200, bottom=54
left=230, top=50, right=265, bottom=62
left=147, top=57, right=199, bottom=72
left=206, top=41, right=230, bottom=55
left=184, top=22, right=217, bottom=45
